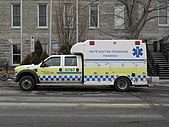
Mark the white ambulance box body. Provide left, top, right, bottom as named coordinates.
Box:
left=71, top=40, right=147, bottom=86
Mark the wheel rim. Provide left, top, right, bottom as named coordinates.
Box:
left=0, top=73, right=8, bottom=81
left=21, top=79, right=32, bottom=90
left=117, top=79, right=128, bottom=90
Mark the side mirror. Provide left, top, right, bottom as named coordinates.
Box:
left=40, top=63, right=45, bottom=67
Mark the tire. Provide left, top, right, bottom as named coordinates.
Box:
left=19, top=76, right=35, bottom=91
left=114, top=77, right=131, bottom=92
left=0, top=73, right=9, bottom=81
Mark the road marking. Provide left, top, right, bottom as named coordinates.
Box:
left=0, top=113, right=165, bottom=119
left=0, top=102, right=160, bottom=108
left=161, top=104, right=169, bottom=107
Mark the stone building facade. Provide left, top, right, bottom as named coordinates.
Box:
left=0, top=0, right=169, bottom=66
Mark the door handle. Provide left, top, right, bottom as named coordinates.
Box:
left=76, top=68, right=79, bottom=72
left=59, top=68, right=62, bottom=72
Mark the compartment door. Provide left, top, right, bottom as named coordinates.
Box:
left=98, top=62, right=111, bottom=85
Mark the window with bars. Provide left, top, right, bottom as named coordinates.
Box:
left=12, top=4, right=21, bottom=27
left=89, top=4, right=99, bottom=28
left=64, top=4, right=74, bottom=28
left=38, top=4, right=48, bottom=27
left=12, top=44, right=21, bottom=65
left=114, top=5, right=125, bottom=29
left=158, top=0, right=169, bottom=26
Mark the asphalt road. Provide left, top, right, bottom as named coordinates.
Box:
left=0, top=80, right=169, bottom=127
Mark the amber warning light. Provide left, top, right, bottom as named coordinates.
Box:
left=90, top=41, right=95, bottom=45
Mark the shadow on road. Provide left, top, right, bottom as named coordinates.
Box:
left=34, top=85, right=151, bottom=93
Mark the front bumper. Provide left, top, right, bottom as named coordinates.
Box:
left=12, top=72, right=19, bottom=82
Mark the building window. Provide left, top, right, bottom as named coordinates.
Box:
left=64, top=4, right=74, bottom=28
left=38, top=4, right=48, bottom=27
left=89, top=4, right=99, bottom=28
left=42, top=43, right=48, bottom=53
left=11, top=4, right=21, bottom=27
left=52, top=43, right=59, bottom=50
left=12, top=44, right=21, bottom=65
left=114, top=5, right=125, bottom=29
left=158, top=0, right=169, bottom=26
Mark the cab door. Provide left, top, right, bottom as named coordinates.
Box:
left=37, top=56, right=62, bottom=82
left=62, top=56, right=82, bottom=83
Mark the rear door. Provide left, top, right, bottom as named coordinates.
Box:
left=62, top=56, right=82, bottom=83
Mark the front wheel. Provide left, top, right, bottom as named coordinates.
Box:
left=114, top=77, right=131, bottom=92
left=19, top=76, right=35, bottom=91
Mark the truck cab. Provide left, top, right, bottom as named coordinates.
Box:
left=14, top=55, right=82, bottom=91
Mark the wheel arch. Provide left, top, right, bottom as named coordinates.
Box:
left=114, top=76, right=132, bottom=86
left=16, top=70, right=39, bottom=83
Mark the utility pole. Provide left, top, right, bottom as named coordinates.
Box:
left=20, top=0, right=23, bottom=61
left=49, top=0, right=53, bottom=55
left=76, top=0, right=79, bottom=43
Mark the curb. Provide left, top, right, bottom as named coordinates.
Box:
left=0, top=80, right=169, bottom=87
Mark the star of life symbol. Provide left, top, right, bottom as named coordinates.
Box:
left=132, top=47, right=143, bottom=57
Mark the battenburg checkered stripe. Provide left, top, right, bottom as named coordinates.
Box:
left=38, top=75, right=146, bottom=82
left=84, top=75, right=147, bottom=82
left=39, top=75, right=82, bottom=81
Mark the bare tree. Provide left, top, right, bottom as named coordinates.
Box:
left=55, top=0, right=168, bottom=48
left=118, top=0, right=168, bottom=39
left=97, top=0, right=168, bottom=39
left=55, top=0, right=88, bottom=54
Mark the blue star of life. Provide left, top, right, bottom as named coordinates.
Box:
left=132, top=47, right=143, bottom=57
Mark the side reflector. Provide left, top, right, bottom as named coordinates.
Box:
left=135, top=41, right=140, bottom=45
left=33, top=69, right=37, bottom=72
left=90, top=41, right=95, bottom=45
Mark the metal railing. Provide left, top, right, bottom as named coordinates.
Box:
left=160, top=35, right=169, bottom=63
left=147, top=44, right=159, bottom=76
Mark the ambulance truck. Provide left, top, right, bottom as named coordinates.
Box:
left=14, top=40, right=147, bottom=92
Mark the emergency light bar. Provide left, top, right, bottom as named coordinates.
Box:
left=90, top=41, right=95, bottom=45
left=135, top=41, right=140, bottom=45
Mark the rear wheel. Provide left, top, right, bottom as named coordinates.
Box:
left=114, top=77, right=131, bottom=92
left=19, top=76, right=35, bottom=91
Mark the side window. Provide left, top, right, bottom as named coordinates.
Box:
left=44, top=57, right=60, bottom=66
left=65, top=57, right=77, bottom=66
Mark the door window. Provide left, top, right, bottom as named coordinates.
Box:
left=65, top=57, right=77, bottom=66
left=44, top=57, right=60, bottom=66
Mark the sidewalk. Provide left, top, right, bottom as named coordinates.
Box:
left=0, top=79, right=18, bottom=87
left=154, top=80, right=169, bottom=87
left=0, top=79, right=169, bottom=87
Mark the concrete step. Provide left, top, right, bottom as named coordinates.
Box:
left=159, top=77, right=169, bottom=79
left=154, top=62, right=168, bottom=64
left=153, top=58, right=167, bottom=60
left=159, top=74, right=169, bottom=77
left=153, top=57, right=166, bottom=59
left=159, top=66, right=169, bottom=68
